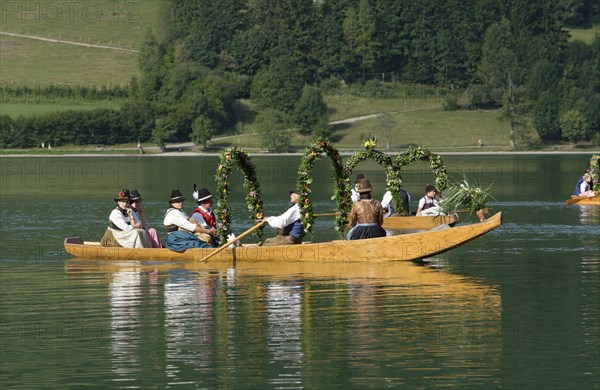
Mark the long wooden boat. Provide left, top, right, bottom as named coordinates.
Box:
left=566, top=196, right=600, bottom=206
left=381, top=213, right=459, bottom=230
left=64, top=212, right=501, bottom=262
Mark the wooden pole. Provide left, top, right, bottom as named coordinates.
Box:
left=200, top=220, right=267, bottom=262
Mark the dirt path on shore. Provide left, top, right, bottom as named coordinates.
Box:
left=0, top=31, right=138, bottom=52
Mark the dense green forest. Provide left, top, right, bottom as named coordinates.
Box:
left=1, top=0, right=599, bottom=150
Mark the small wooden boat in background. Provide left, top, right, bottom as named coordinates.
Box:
left=382, top=213, right=459, bottom=230
left=566, top=195, right=600, bottom=206
left=64, top=212, right=502, bottom=263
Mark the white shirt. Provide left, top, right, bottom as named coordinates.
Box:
left=164, top=208, right=196, bottom=232
left=267, top=204, right=301, bottom=229
left=109, top=208, right=133, bottom=232
left=418, top=196, right=439, bottom=210
left=580, top=181, right=591, bottom=194
left=381, top=191, right=393, bottom=209
left=351, top=188, right=360, bottom=203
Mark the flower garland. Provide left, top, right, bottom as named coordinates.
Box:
left=394, top=147, right=449, bottom=195
left=590, top=155, right=599, bottom=192
left=343, top=138, right=403, bottom=212
left=296, top=138, right=348, bottom=233
left=214, top=147, right=264, bottom=242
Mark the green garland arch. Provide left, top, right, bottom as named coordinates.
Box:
left=343, top=142, right=402, bottom=212
left=394, top=147, right=449, bottom=195
left=214, top=147, right=264, bottom=242
left=296, top=138, right=349, bottom=233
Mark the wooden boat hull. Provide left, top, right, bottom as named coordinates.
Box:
left=64, top=212, right=501, bottom=262
left=381, top=214, right=459, bottom=230
left=566, top=196, right=600, bottom=205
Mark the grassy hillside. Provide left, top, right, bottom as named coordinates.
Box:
left=0, top=0, right=164, bottom=85
left=566, top=25, right=600, bottom=44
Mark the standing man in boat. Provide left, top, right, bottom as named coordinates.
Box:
left=190, top=186, right=220, bottom=247
left=261, top=189, right=304, bottom=246
left=347, top=178, right=386, bottom=240
left=163, top=189, right=213, bottom=251
left=381, top=177, right=411, bottom=217
left=101, top=190, right=151, bottom=248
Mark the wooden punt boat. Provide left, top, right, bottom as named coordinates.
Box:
left=381, top=213, right=459, bottom=230
left=64, top=212, right=501, bottom=262
left=566, top=196, right=600, bottom=206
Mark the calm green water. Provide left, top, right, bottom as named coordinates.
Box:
left=1, top=154, right=599, bottom=389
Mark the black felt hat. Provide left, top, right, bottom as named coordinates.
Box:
left=130, top=189, right=142, bottom=202
left=114, top=189, right=131, bottom=202
left=169, top=189, right=185, bottom=202
left=195, top=187, right=212, bottom=203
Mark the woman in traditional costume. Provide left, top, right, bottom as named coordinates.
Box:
left=347, top=178, right=386, bottom=240
left=100, top=190, right=151, bottom=248
left=129, top=189, right=162, bottom=248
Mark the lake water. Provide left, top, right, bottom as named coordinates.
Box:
left=1, top=154, right=599, bottom=389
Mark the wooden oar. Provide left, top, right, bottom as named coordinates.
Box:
left=314, top=213, right=339, bottom=217
left=200, top=220, right=267, bottom=262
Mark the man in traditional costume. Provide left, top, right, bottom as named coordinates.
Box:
left=416, top=185, right=445, bottom=216
left=163, top=189, right=213, bottom=251
left=381, top=176, right=411, bottom=217
left=190, top=186, right=219, bottom=247
left=261, top=190, right=304, bottom=246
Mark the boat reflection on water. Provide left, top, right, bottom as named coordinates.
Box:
left=577, top=204, right=600, bottom=225
left=65, top=260, right=503, bottom=387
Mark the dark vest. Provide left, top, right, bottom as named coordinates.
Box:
left=108, top=207, right=130, bottom=231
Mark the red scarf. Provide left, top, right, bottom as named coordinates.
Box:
left=192, top=207, right=216, bottom=228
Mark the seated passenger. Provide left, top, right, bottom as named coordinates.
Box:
left=381, top=177, right=411, bottom=217
left=347, top=178, right=386, bottom=240
left=416, top=185, right=445, bottom=216
left=129, top=189, right=162, bottom=248
left=163, top=189, right=213, bottom=251
left=575, top=173, right=595, bottom=197
left=101, top=190, right=151, bottom=248
left=190, top=186, right=220, bottom=247
left=261, top=190, right=304, bottom=246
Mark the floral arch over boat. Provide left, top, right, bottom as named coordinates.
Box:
left=214, top=147, right=264, bottom=242
left=296, top=138, right=348, bottom=233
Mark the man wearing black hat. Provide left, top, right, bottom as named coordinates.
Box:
left=190, top=185, right=219, bottom=246
left=261, top=189, right=304, bottom=246
left=163, top=189, right=213, bottom=250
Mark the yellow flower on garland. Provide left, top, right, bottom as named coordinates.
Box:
left=363, top=138, right=377, bottom=149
